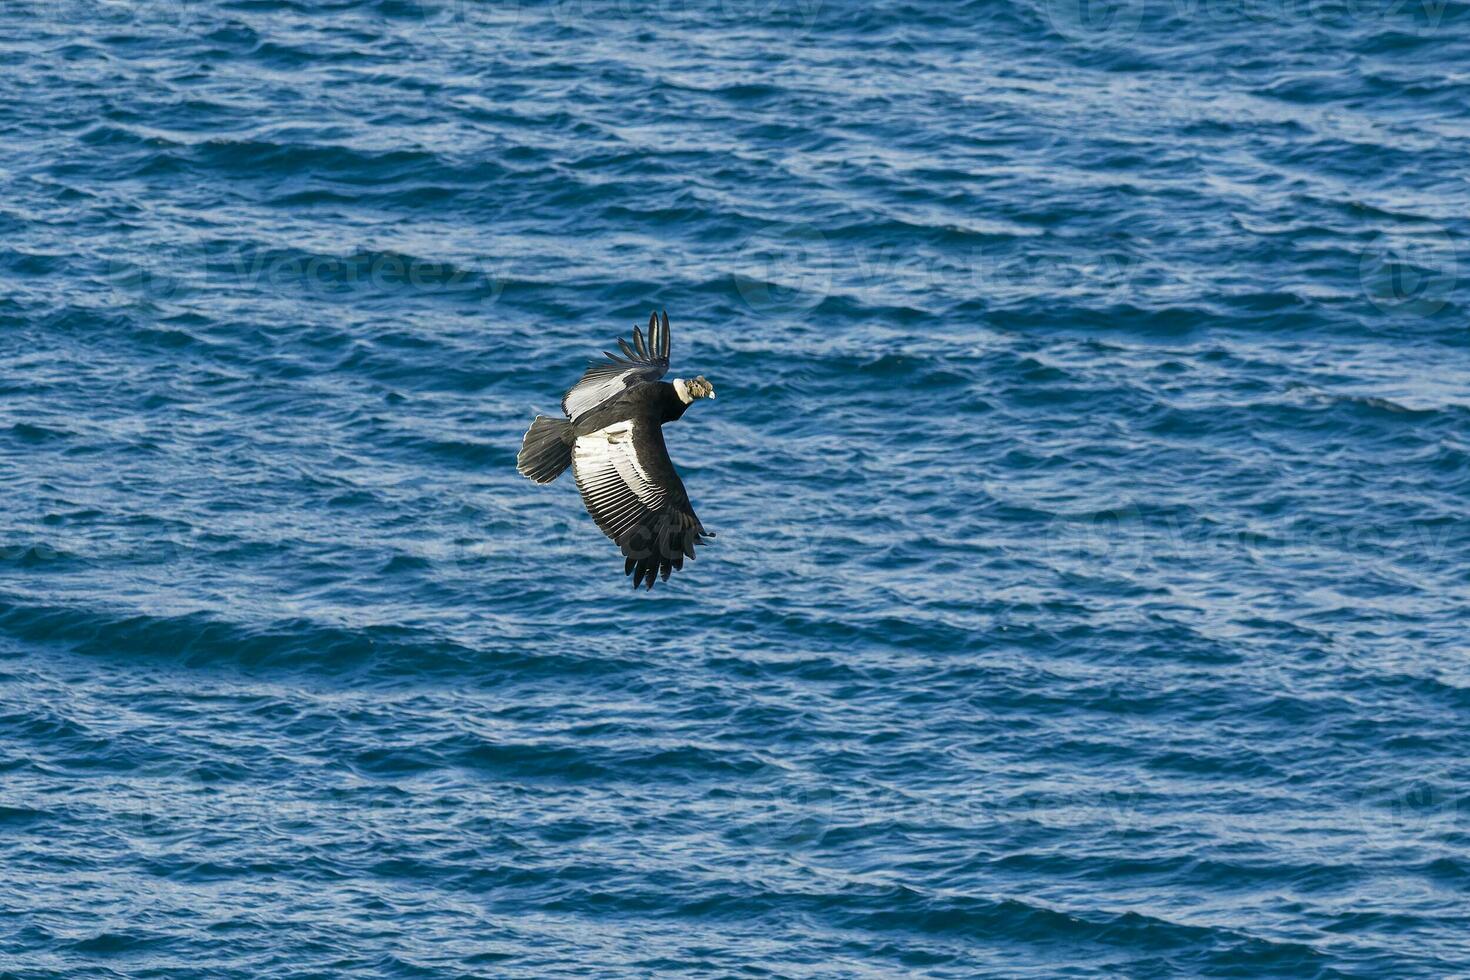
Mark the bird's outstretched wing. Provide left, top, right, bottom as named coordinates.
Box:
left=572, top=415, right=713, bottom=589
left=561, top=310, right=671, bottom=423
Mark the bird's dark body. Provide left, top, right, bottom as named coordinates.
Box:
left=516, top=311, right=715, bottom=589
left=570, top=381, right=689, bottom=438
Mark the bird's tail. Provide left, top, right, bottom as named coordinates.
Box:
left=517, top=415, right=574, bottom=483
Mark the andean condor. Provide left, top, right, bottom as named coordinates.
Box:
left=516, top=310, right=717, bottom=589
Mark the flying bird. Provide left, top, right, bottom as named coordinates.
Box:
left=516, top=310, right=716, bottom=589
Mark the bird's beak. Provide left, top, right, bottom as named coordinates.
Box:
left=708, top=390, right=716, bottom=399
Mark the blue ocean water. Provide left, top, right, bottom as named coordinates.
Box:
left=2, top=0, right=1469, bottom=975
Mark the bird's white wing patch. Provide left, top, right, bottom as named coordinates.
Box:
left=563, top=370, right=639, bottom=422
left=573, top=420, right=668, bottom=541
left=561, top=314, right=671, bottom=422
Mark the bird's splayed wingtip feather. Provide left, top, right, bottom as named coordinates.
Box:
left=646, top=310, right=661, bottom=362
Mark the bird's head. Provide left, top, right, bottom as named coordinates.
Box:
left=675, top=376, right=717, bottom=403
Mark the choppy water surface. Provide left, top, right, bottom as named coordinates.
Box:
left=2, top=0, right=1469, bottom=975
